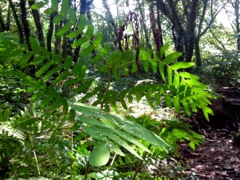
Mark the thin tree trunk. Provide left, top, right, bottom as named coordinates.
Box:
left=73, top=0, right=94, bottom=62
left=149, top=4, right=164, bottom=57
left=8, top=0, right=24, bottom=44
left=156, top=3, right=164, bottom=55
left=102, top=0, right=117, bottom=37
left=6, top=4, right=11, bottom=31
left=0, top=7, right=6, bottom=32
left=47, top=13, right=55, bottom=52
left=185, top=0, right=198, bottom=62
left=137, top=0, right=151, bottom=49
left=20, top=0, right=31, bottom=50
left=28, top=0, right=45, bottom=47
left=235, top=0, right=240, bottom=51
left=55, top=23, right=61, bottom=54
left=195, top=37, right=202, bottom=67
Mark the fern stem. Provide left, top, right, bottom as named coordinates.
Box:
left=31, top=138, right=41, bottom=176
left=110, top=153, right=117, bottom=166
left=100, top=68, right=113, bottom=109
left=131, top=122, right=166, bottom=180
left=84, top=161, right=90, bottom=180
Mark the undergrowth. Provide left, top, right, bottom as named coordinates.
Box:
left=0, top=1, right=215, bottom=179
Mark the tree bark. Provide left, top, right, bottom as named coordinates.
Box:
left=8, top=0, right=24, bottom=44
left=54, top=23, right=61, bottom=54
left=28, top=0, right=45, bottom=47
left=184, top=0, right=198, bottom=62
left=137, top=0, right=151, bottom=49
left=20, top=0, right=31, bottom=50
left=149, top=3, right=163, bottom=56
left=6, top=4, right=11, bottom=31
left=73, top=0, right=94, bottom=62
left=234, top=0, right=240, bottom=51
left=0, top=7, right=6, bottom=31
left=47, top=13, right=55, bottom=52
left=195, top=37, right=202, bottom=67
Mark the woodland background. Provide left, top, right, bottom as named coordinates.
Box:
left=0, top=0, right=240, bottom=179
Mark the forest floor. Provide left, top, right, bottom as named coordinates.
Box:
left=179, top=86, right=240, bottom=180
left=180, top=129, right=240, bottom=180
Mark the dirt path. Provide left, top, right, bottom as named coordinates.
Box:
left=179, top=86, right=240, bottom=179
left=180, top=130, right=240, bottom=179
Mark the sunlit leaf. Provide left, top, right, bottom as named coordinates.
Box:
left=63, top=78, right=80, bottom=87
left=89, top=144, right=110, bottom=167
left=20, top=52, right=33, bottom=67
left=51, top=0, right=58, bottom=10
left=63, top=56, right=72, bottom=70
left=180, top=71, right=200, bottom=80
left=81, top=44, right=95, bottom=57
left=142, top=60, right=149, bottom=72
left=107, top=134, right=142, bottom=159
left=150, top=60, right=158, bottom=73
left=66, top=29, right=83, bottom=38
left=72, top=36, right=88, bottom=47
left=202, top=106, right=214, bottom=121
left=44, top=7, right=56, bottom=14
left=160, top=44, right=169, bottom=58
left=56, top=22, right=73, bottom=36
left=107, top=142, right=125, bottom=156
left=167, top=67, right=172, bottom=85
left=159, top=62, right=165, bottom=81
left=77, top=15, right=87, bottom=31
left=164, top=94, right=172, bottom=108
left=60, top=0, right=69, bottom=16
left=162, top=52, right=182, bottom=65
left=93, top=32, right=103, bottom=47
left=68, top=7, right=77, bottom=22
left=173, top=72, right=180, bottom=87
left=53, top=14, right=64, bottom=24
left=173, top=95, right=180, bottom=113
left=29, top=56, right=44, bottom=65
left=182, top=99, right=191, bottom=116
left=35, top=61, right=52, bottom=77
left=171, top=62, right=195, bottom=70
left=31, top=2, right=45, bottom=10
left=53, top=71, right=71, bottom=85
left=114, top=129, right=150, bottom=153
left=43, top=66, right=61, bottom=82
left=85, top=25, right=94, bottom=38
left=30, top=37, right=40, bottom=53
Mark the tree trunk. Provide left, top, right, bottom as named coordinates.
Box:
left=54, top=23, right=61, bottom=54
left=73, top=0, right=94, bottom=62
left=6, top=4, right=11, bottom=31
left=156, top=2, right=164, bottom=52
left=28, top=0, right=45, bottom=47
left=0, top=7, right=6, bottom=31
left=184, top=0, right=198, bottom=62
left=20, top=0, right=31, bottom=50
left=149, top=3, right=163, bottom=57
left=235, top=0, right=240, bottom=51
left=102, top=0, right=117, bottom=37
left=195, top=37, right=202, bottom=67
left=47, top=13, right=55, bottom=52
left=136, top=0, right=151, bottom=49
left=8, top=0, right=24, bottom=44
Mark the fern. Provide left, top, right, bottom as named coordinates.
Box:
left=71, top=102, right=170, bottom=166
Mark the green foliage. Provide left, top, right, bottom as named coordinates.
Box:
left=71, top=102, right=170, bottom=166
left=0, top=1, right=215, bottom=179
left=199, top=51, right=240, bottom=86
